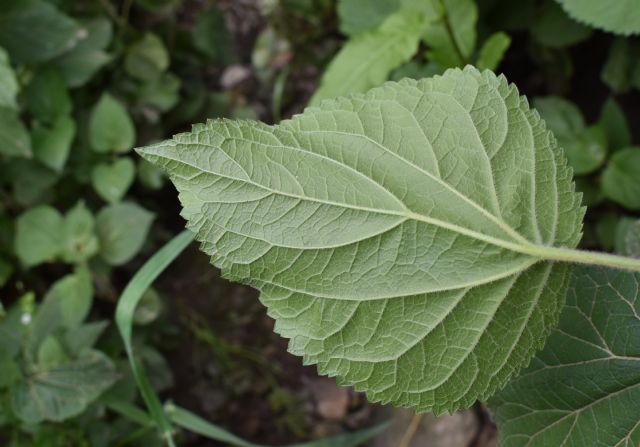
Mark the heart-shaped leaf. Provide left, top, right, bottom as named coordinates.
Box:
left=91, top=157, right=135, bottom=204
left=489, top=266, right=640, bottom=446
left=138, top=66, right=584, bottom=413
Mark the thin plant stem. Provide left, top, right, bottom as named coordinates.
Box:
left=396, top=413, right=424, bottom=447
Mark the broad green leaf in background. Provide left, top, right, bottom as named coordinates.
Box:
left=10, top=350, right=118, bottom=423
left=490, top=266, right=640, bottom=447
left=599, top=97, right=631, bottom=152
left=192, top=6, right=237, bottom=65
left=89, top=93, right=136, bottom=153
left=15, top=205, right=64, bottom=267
left=421, top=0, right=478, bottom=68
left=26, top=68, right=72, bottom=124
left=531, top=1, right=591, bottom=49
left=62, top=202, right=99, bottom=263
left=96, top=202, right=154, bottom=266
left=139, top=67, right=585, bottom=413
left=91, top=157, right=136, bottom=204
left=125, top=33, right=169, bottom=82
left=556, top=0, right=640, bottom=36
left=337, top=0, right=401, bottom=36
left=476, top=32, right=511, bottom=71
left=51, top=17, right=113, bottom=88
left=534, top=96, right=606, bottom=174
left=0, top=107, right=31, bottom=158
left=0, top=46, right=18, bottom=110
left=309, top=10, right=425, bottom=105
left=0, top=0, right=86, bottom=64
left=615, top=218, right=640, bottom=258
left=137, top=72, right=181, bottom=113
left=601, top=147, right=640, bottom=210
left=32, top=115, right=76, bottom=171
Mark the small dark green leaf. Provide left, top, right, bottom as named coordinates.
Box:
left=0, top=46, right=19, bottom=110
left=32, top=115, right=76, bottom=171
left=124, top=33, right=169, bottom=82
left=192, top=7, right=236, bottom=64
left=89, top=93, right=136, bottom=153
left=7, top=159, right=58, bottom=205
left=601, top=147, right=640, bottom=210
left=37, top=335, right=68, bottom=370
left=599, top=97, right=631, bottom=152
left=96, top=202, right=154, bottom=266
left=0, top=107, right=31, bottom=158
left=91, top=157, right=136, bottom=204
left=137, top=159, right=165, bottom=190
left=62, top=202, right=99, bottom=264
left=137, top=72, right=181, bottom=112
left=15, top=205, right=63, bottom=267
left=26, top=68, right=72, bottom=124
left=490, top=266, right=640, bottom=447
left=531, top=1, right=591, bottom=48
left=601, top=38, right=638, bottom=93
left=0, top=351, right=21, bottom=389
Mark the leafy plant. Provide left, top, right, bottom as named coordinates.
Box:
left=139, top=65, right=640, bottom=420
left=555, top=0, right=640, bottom=35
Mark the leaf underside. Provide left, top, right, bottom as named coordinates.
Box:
left=490, top=266, right=640, bottom=447
left=138, top=66, right=584, bottom=414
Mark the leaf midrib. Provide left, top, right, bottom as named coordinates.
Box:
left=160, top=148, right=542, bottom=259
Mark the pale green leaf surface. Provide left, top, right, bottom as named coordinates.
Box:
left=139, top=67, right=584, bottom=413
left=310, top=10, right=425, bottom=105
left=490, top=266, right=640, bottom=447
left=10, top=350, right=118, bottom=423
left=91, top=157, right=136, bottom=204
left=556, top=0, right=640, bottom=35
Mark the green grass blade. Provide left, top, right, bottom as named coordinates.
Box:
left=115, top=230, right=194, bottom=446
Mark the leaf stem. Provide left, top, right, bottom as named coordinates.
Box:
left=533, top=246, right=640, bottom=273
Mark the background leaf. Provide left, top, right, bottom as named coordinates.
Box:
left=15, top=206, right=64, bottom=267
left=10, top=350, right=117, bottom=423
left=96, top=202, right=154, bottom=266
left=32, top=115, right=76, bottom=171
left=0, top=46, right=18, bottom=110
left=476, top=32, right=511, bottom=71
left=0, top=0, right=85, bottom=64
left=140, top=67, right=584, bottom=414
left=490, top=266, right=640, bottom=447
left=0, top=107, right=32, bottom=158
left=310, top=10, right=425, bottom=105
left=91, top=157, right=136, bottom=204
left=556, top=0, right=640, bottom=36
left=337, top=0, right=401, bottom=36
left=601, top=147, right=640, bottom=210
left=89, top=93, right=136, bottom=154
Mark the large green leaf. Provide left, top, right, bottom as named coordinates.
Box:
left=556, top=0, right=640, bottom=36
left=490, top=266, right=640, bottom=446
left=11, top=350, right=118, bottom=423
left=310, top=10, right=425, bottom=105
left=0, top=107, right=31, bottom=158
left=139, top=67, right=584, bottom=413
left=15, top=205, right=64, bottom=267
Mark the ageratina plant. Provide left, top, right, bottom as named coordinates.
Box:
left=139, top=67, right=640, bottom=446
